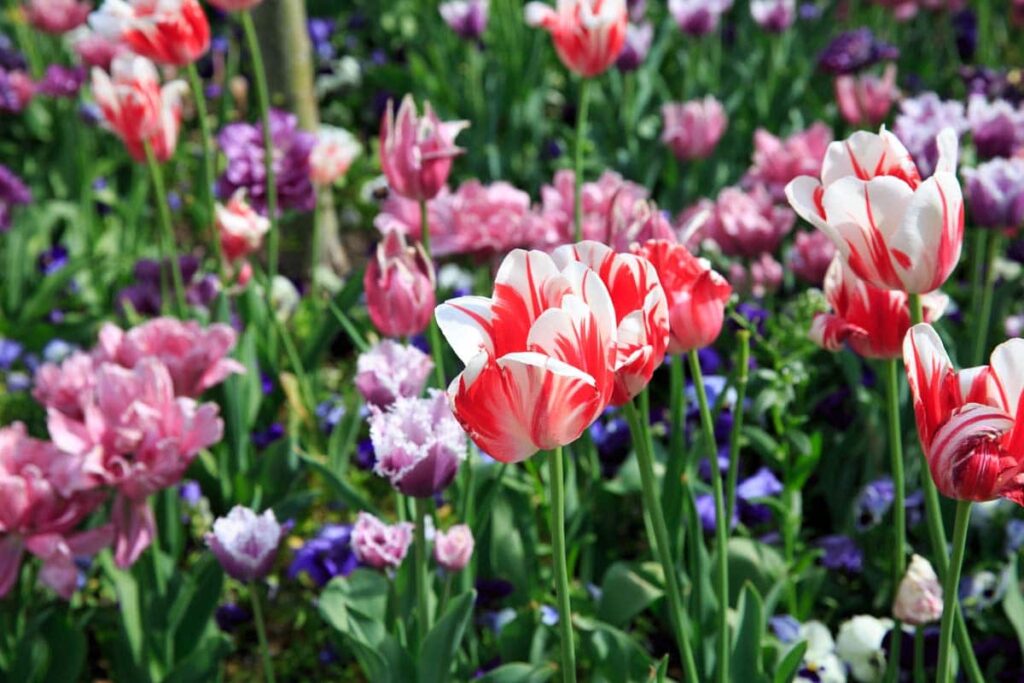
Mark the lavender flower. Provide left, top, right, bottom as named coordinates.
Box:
left=0, top=34, right=26, bottom=71
left=817, top=534, right=863, bottom=573
left=616, top=22, right=653, bottom=72
left=894, top=93, right=968, bottom=177
left=351, top=512, right=413, bottom=570
left=0, top=164, right=31, bottom=231
left=37, top=65, right=87, bottom=98
left=817, top=28, right=898, bottom=75
left=962, top=157, right=1024, bottom=228
left=217, top=109, right=316, bottom=216
left=206, top=506, right=284, bottom=582
left=251, top=423, right=285, bottom=450
left=307, top=18, right=336, bottom=62
left=854, top=477, right=894, bottom=530
left=354, top=340, right=433, bottom=408
left=967, top=94, right=1024, bottom=160
left=288, top=524, right=359, bottom=586
left=369, top=390, right=467, bottom=498
left=439, top=0, right=488, bottom=41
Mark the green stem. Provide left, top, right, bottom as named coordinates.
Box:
left=414, top=497, right=433, bottom=640
left=884, top=357, right=906, bottom=683
left=184, top=63, right=223, bottom=269
left=572, top=79, right=591, bottom=242
left=418, top=198, right=447, bottom=388
left=548, top=446, right=577, bottom=683
left=249, top=582, right=277, bottom=683
left=909, top=293, right=924, bottom=326
left=623, top=396, right=699, bottom=681
left=328, top=301, right=370, bottom=352
left=663, top=355, right=687, bottom=554
left=688, top=350, right=729, bottom=683
left=143, top=142, right=188, bottom=317
left=725, top=331, right=750, bottom=528
left=971, top=231, right=1001, bottom=366
left=937, top=501, right=972, bottom=682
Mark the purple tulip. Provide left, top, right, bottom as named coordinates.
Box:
left=354, top=340, right=433, bottom=408
left=962, top=157, right=1024, bottom=229
left=967, top=94, right=1024, bottom=160
left=206, top=506, right=283, bottom=582
left=817, top=28, right=898, bottom=75
left=616, top=22, right=652, bottom=72
left=439, top=0, right=488, bottom=41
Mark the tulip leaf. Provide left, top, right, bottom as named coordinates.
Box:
left=597, top=562, right=664, bottom=627
left=731, top=583, right=766, bottom=683
left=772, top=641, right=808, bottom=683
left=476, top=663, right=555, bottom=683
left=170, top=555, right=224, bottom=659
left=417, top=590, right=477, bottom=682
left=1003, top=556, right=1024, bottom=652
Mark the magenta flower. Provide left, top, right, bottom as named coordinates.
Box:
left=834, top=65, right=899, bottom=128
left=26, top=0, right=91, bottom=35
left=0, top=423, right=112, bottom=599
left=0, top=164, right=32, bottom=231
left=729, top=252, right=784, bottom=298
left=750, top=0, right=795, bottom=32
left=602, top=195, right=675, bottom=253
left=661, top=96, right=728, bottom=161
left=351, top=512, right=413, bottom=571
left=535, top=169, right=649, bottom=248
left=703, top=185, right=795, bottom=258
left=33, top=351, right=96, bottom=419
left=364, top=231, right=436, bottom=338
left=206, top=506, right=282, bottom=582
left=369, top=390, right=467, bottom=498
left=434, top=524, right=474, bottom=572
left=788, top=230, right=837, bottom=285
left=355, top=340, right=433, bottom=408
left=94, top=318, right=244, bottom=398
left=379, top=96, right=467, bottom=202
left=745, top=123, right=832, bottom=201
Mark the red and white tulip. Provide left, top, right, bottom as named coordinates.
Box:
left=903, top=324, right=1024, bottom=504
left=786, top=126, right=964, bottom=294
left=524, top=0, right=628, bottom=78
left=435, top=248, right=618, bottom=463
left=811, top=256, right=947, bottom=359
left=552, top=241, right=669, bottom=406
left=310, top=125, right=362, bottom=187
left=89, top=0, right=210, bottom=67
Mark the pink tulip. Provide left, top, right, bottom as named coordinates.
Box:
left=704, top=185, right=795, bottom=258
left=661, top=96, right=728, bottom=161
left=602, top=196, right=676, bottom=253
left=746, top=122, right=833, bottom=201
left=379, top=96, right=467, bottom=202
left=788, top=230, right=836, bottom=285
left=835, top=65, right=899, bottom=128
left=70, top=28, right=126, bottom=69
left=364, top=231, right=436, bottom=338
left=729, top=253, right=784, bottom=298
left=351, top=512, right=413, bottom=570
left=535, top=169, right=649, bottom=249
left=89, top=0, right=210, bottom=67
left=355, top=340, right=434, bottom=408
left=33, top=351, right=97, bottom=419
left=309, top=126, right=362, bottom=187
left=26, top=0, right=91, bottom=34
left=525, top=0, right=627, bottom=78
left=216, top=190, right=270, bottom=261
left=434, top=524, right=474, bottom=572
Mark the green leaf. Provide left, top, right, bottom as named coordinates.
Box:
left=319, top=571, right=405, bottom=681
left=772, top=642, right=808, bottom=683
left=418, top=590, right=477, bottom=682
left=728, top=538, right=785, bottom=604
left=1003, top=556, right=1024, bottom=651
left=38, top=610, right=85, bottom=683
left=597, top=562, right=664, bottom=627
left=170, top=555, right=224, bottom=658
left=580, top=621, right=655, bottom=683
left=297, top=452, right=378, bottom=514
left=163, top=634, right=231, bottom=683
left=476, top=663, right=555, bottom=683
left=731, top=583, right=766, bottom=683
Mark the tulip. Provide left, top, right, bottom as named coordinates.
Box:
left=89, top=0, right=210, bottom=67
left=630, top=240, right=731, bottom=353
left=835, top=64, right=899, bottom=128
left=962, top=157, right=1024, bottom=229
left=369, top=391, right=468, bottom=498
left=364, top=231, right=436, bottom=338
left=788, top=230, right=837, bottom=285
left=206, top=506, right=282, bottom=582
left=602, top=196, right=675, bottom=254
left=661, top=96, right=728, bottom=161
left=668, top=0, right=733, bottom=36
left=355, top=340, right=434, bottom=408
left=351, top=512, right=413, bottom=570
left=0, top=165, right=32, bottom=232
left=90, top=53, right=187, bottom=163
left=69, top=27, right=125, bottom=69
left=893, top=92, right=968, bottom=178
left=747, top=122, right=833, bottom=201
left=309, top=125, right=362, bottom=187
left=893, top=554, right=943, bottom=625
left=379, top=96, right=467, bottom=202
left=434, top=524, right=474, bottom=572
left=903, top=323, right=1024, bottom=503
left=705, top=184, right=794, bottom=258
left=534, top=169, right=649, bottom=249
left=810, top=257, right=948, bottom=359
left=439, top=0, right=489, bottom=41
left=435, top=248, right=618, bottom=463
left=967, top=94, right=1024, bottom=160
left=750, top=0, right=795, bottom=32
left=524, top=0, right=628, bottom=78
left=786, top=126, right=964, bottom=294
left=26, top=0, right=91, bottom=34
left=216, top=190, right=270, bottom=262
left=552, top=241, right=668, bottom=405
left=616, top=21, right=653, bottom=72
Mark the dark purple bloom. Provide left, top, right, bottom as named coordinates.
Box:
left=288, top=523, right=358, bottom=586
left=817, top=534, right=863, bottom=573
left=37, top=245, right=69, bottom=275
left=963, top=158, right=1024, bottom=228
left=968, top=95, right=1024, bottom=160
left=617, top=22, right=652, bottom=71
left=475, top=578, right=515, bottom=608
left=817, top=28, right=898, bottom=75
left=626, top=0, right=646, bottom=21
left=440, top=0, right=488, bottom=41
left=217, top=109, right=316, bottom=216
left=735, top=301, right=768, bottom=336
left=355, top=438, right=376, bottom=470
left=37, top=65, right=86, bottom=98
left=215, top=602, right=251, bottom=632
left=854, top=477, right=894, bottom=530
left=905, top=489, right=924, bottom=528
left=697, top=346, right=722, bottom=375
left=0, top=34, right=26, bottom=72
left=252, top=423, right=285, bottom=450
left=0, top=164, right=31, bottom=231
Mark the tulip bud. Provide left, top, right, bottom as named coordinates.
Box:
left=351, top=512, right=413, bottom=570
left=364, top=231, right=436, bottom=338
left=216, top=190, right=269, bottom=261
left=434, top=524, right=474, bottom=572
left=206, top=506, right=283, bottom=582
left=661, top=97, right=728, bottom=161
left=379, top=96, right=467, bottom=201
left=893, top=554, right=943, bottom=625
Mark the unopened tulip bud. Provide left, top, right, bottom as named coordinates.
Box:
left=893, top=554, right=943, bottom=625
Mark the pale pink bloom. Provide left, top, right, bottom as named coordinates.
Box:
left=893, top=554, right=943, bottom=625
left=33, top=351, right=97, bottom=419
left=703, top=185, right=795, bottom=258
left=69, top=26, right=126, bottom=69
left=788, top=230, right=836, bottom=285
left=364, top=231, right=436, bottom=338
left=668, top=0, right=732, bottom=36
left=216, top=189, right=270, bottom=261
left=746, top=122, right=833, bottom=201
left=434, top=524, right=474, bottom=572
left=95, top=317, right=243, bottom=398
left=835, top=65, right=899, bottom=128
left=379, top=95, right=467, bottom=202
left=355, top=340, right=433, bottom=408
left=602, top=196, right=675, bottom=253
left=729, top=253, right=783, bottom=298
left=26, top=0, right=91, bottom=34
left=525, top=0, right=627, bottom=77
left=310, top=125, right=361, bottom=187
left=661, top=96, right=728, bottom=161
left=750, top=0, right=795, bottom=32
left=351, top=512, right=413, bottom=570
left=535, top=169, right=648, bottom=249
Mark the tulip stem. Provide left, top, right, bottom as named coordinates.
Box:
left=184, top=62, right=224, bottom=272
left=688, top=350, right=729, bottom=683
left=547, top=446, right=577, bottom=683
left=883, top=357, right=906, bottom=683
left=725, top=331, right=750, bottom=528
left=419, top=198, right=447, bottom=389
left=663, top=355, right=687, bottom=555
left=937, top=500, right=971, bottom=682
left=572, top=78, right=591, bottom=243
left=414, top=496, right=433, bottom=641
left=971, top=231, right=1001, bottom=366
left=623, top=394, right=699, bottom=682
left=240, top=9, right=280, bottom=350
left=249, top=581, right=276, bottom=683
left=143, top=142, right=188, bottom=317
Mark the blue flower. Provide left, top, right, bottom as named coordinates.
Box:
left=770, top=614, right=801, bottom=643
left=179, top=480, right=202, bottom=506
left=540, top=605, right=559, bottom=626
left=1006, top=519, right=1024, bottom=555
left=252, top=423, right=285, bottom=450
left=854, top=478, right=894, bottom=531
left=0, top=339, right=22, bottom=370
left=288, top=524, right=358, bottom=587
left=817, top=534, right=863, bottom=573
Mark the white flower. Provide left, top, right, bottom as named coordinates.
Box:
left=798, top=621, right=847, bottom=683
left=836, top=615, right=893, bottom=682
